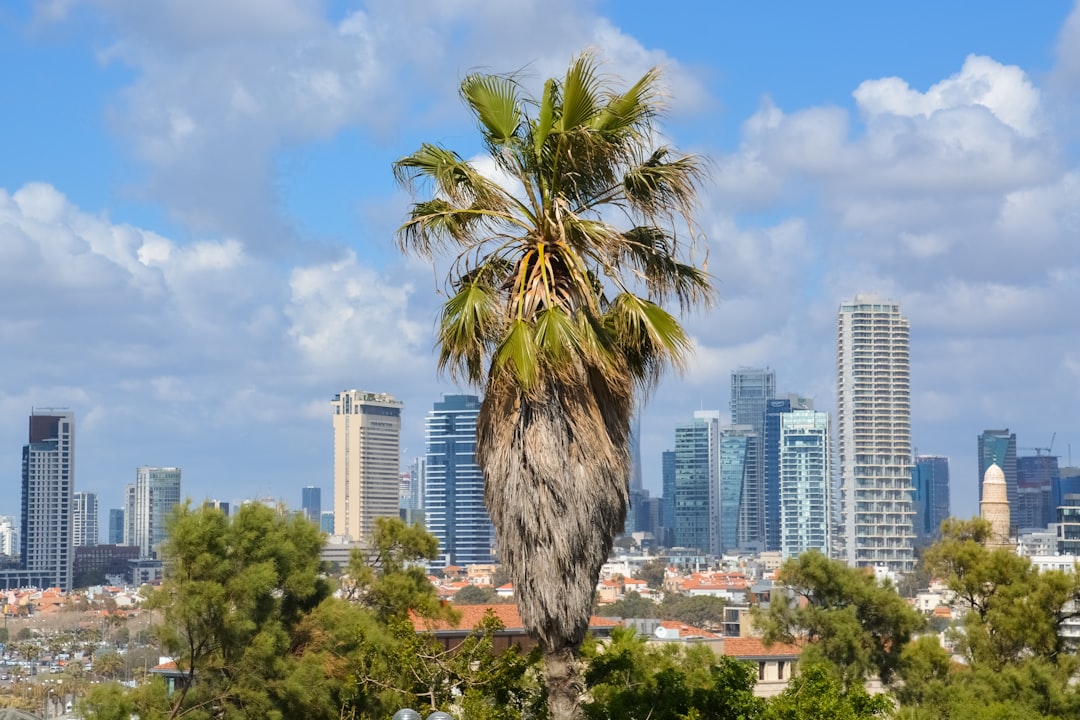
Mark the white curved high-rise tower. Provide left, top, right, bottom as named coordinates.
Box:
left=837, top=295, right=915, bottom=573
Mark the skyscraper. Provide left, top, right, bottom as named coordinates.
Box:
left=0, top=516, right=18, bottom=558
left=320, top=511, right=335, bottom=534
left=674, top=411, right=720, bottom=554
left=779, top=410, right=831, bottom=559
left=423, top=394, right=494, bottom=568
left=720, top=426, right=757, bottom=554
left=730, top=368, right=774, bottom=549
left=911, top=456, right=950, bottom=544
left=73, top=491, right=99, bottom=547
left=628, top=413, right=643, bottom=493
left=1016, top=455, right=1058, bottom=530
left=301, top=486, right=321, bottom=524
left=1, top=411, right=76, bottom=590
left=126, top=467, right=182, bottom=558
left=660, top=449, right=676, bottom=546
left=836, top=295, right=915, bottom=572
left=332, top=390, right=403, bottom=544
left=978, top=430, right=1017, bottom=507
left=763, top=395, right=813, bottom=552
left=108, top=508, right=125, bottom=545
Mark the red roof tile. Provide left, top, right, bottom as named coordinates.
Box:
left=723, top=637, right=802, bottom=658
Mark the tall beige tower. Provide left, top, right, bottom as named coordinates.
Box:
left=980, top=462, right=1011, bottom=546
left=332, top=390, right=403, bottom=543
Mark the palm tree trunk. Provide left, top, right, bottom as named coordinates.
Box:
left=543, top=645, right=583, bottom=720
left=478, top=369, right=631, bottom=719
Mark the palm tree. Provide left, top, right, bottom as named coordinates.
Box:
left=394, top=52, right=711, bottom=719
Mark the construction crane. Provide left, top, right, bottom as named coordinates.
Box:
left=1021, top=432, right=1057, bottom=457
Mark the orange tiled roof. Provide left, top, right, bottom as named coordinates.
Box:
left=723, top=637, right=802, bottom=658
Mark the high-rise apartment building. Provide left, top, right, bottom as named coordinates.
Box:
left=629, top=414, right=643, bottom=493
left=332, top=390, right=403, bottom=544
left=779, top=410, right=831, bottom=559
left=301, top=486, right=321, bottom=524
left=763, top=395, right=813, bottom=551
left=674, top=411, right=721, bottom=554
left=911, top=456, right=950, bottom=544
left=660, top=449, right=676, bottom=546
left=0, top=516, right=18, bottom=557
left=730, top=368, right=774, bottom=549
left=978, top=430, right=1017, bottom=507
left=836, top=295, right=915, bottom=572
left=125, top=467, right=182, bottom=558
left=1016, top=455, right=1058, bottom=530
left=423, top=394, right=494, bottom=568
left=73, top=491, right=99, bottom=547
left=108, top=508, right=124, bottom=545
left=0, top=411, right=75, bottom=590
left=720, top=426, right=757, bottom=554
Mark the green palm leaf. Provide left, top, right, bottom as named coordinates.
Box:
left=438, top=280, right=501, bottom=383
left=493, top=319, right=539, bottom=391
left=558, top=53, right=602, bottom=131
left=461, top=73, right=523, bottom=145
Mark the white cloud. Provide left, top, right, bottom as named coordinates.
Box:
left=854, top=54, right=1043, bottom=137
left=285, top=251, right=427, bottom=378
left=39, top=0, right=708, bottom=251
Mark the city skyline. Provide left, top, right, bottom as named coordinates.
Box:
left=3, top=2, right=1080, bottom=522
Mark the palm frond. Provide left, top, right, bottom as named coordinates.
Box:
left=461, top=72, right=523, bottom=146
left=618, top=226, right=713, bottom=310
left=558, top=53, right=603, bottom=131
left=604, top=293, right=692, bottom=388
left=591, top=67, right=661, bottom=135
left=438, top=280, right=502, bottom=384
left=533, top=307, right=579, bottom=366
left=622, top=148, right=706, bottom=221
left=392, top=143, right=509, bottom=210
left=533, top=78, right=557, bottom=159
left=493, top=319, right=540, bottom=391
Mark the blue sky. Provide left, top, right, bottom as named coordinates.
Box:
left=1, top=0, right=1079, bottom=528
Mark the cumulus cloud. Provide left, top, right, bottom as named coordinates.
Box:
left=286, top=251, right=426, bottom=378
left=854, top=55, right=1044, bottom=137
left=39, top=0, right=707, bottom=251
left=0, top=181, right=441, bottom=503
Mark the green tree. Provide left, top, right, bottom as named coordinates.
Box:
left=93, top=651, right=126, bottom=680
left=453, top=584, right=502, bottom=605
left=582, top=626, right=764, bottom=720
left=661, top=594, right=727, bottom=629
left=755, top=550, right=924, bottom=686
left=764, top=664, right=893, bottom=720
left=637, top=558, right=667, bottom=590
left=924, top=517, right=1080, bottom=668
left=131, top=501, right=331, bottom=719
left=594, top=590, right=658, bottom=619
left=342, top=517, right=456, bottom=623
left=394, top=52, right=711, bottom=720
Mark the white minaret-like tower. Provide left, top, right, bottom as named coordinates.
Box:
left=980, top=462, right=1011, bottom=547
